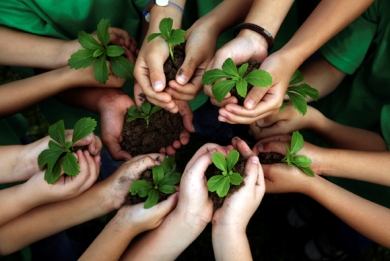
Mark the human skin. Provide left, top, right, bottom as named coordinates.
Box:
left=205, top=0, right=373, bottom=124
left=0, top=153, right=164, bottom=256
left=262, top=162, right=390, bottom=249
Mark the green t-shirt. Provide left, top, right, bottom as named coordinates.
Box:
left=312, top=0, right=390, bottom=207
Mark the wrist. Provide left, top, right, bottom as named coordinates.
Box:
left=237, top=29, right=268, bottom=58
left=149, top=3, right=184, bottom=30
left=173, top=208, right=209, bottom=236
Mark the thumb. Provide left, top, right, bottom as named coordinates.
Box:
left=152, top=192, right=179, bottom=225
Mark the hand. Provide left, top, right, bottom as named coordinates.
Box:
left=26, top=149, right=100, bottom=204
left=253, top=134, right=324, bottom=175
left=249, top=102, right=320, bottom=140
left=208, top=49, right=298, bottom=124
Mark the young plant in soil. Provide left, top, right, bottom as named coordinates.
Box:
left=38, top=117, right=97, bottom=184
left=258, top=131, right=314, bottom=177
left=68, top=18, right=134, bottom=84
left=126, top=101, right=162, bottom=127
left=205, top=150, right=247, bottom=210
left=127, top=157, right=181, bottom=209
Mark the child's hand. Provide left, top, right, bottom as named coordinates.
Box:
left=25, top=149, right=100, bottom=205
left=249, top=102, right=321, bottom=140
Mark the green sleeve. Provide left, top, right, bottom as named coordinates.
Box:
left=381, top=105, right=390, bottom=150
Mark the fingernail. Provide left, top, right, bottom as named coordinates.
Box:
left=245, top=99, right=255, bottom=109
left=256, top=119, right=264, bottom=126
left=257, top=143, right=264, bottom=151
left=219, top=117, right=226, bottom=122
left=94, top=148, right=98, bottom=155
left=233, top=137, right=241, bottom=141
left=84, top=134, right=92, bottom=142
left=250, top=156, right=259, bottom=163
left=153, top=81, right=164, bottom=91
left=176, top=74, right=187, bottom=85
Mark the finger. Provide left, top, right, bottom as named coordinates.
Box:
left=220, top=105, right=279, bottom=125
left=105, top=140, right=132, bottom=161
left=244, top=156, right=263, bottom=189
left=255, top=140, right=289, bottom=156
left=231, top=137, right=254, bottom=159
left=185, top=143, right=220, bottom=171
left=177, top=101, right=194, bottom=133
left=147, top=55, right=167, bottom=93
left=183, top=152, right=213, bottom=181
left=152, top=192, right=179, bottom=225
left=79, top=150, right=99, bottom=191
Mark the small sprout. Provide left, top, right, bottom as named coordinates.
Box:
left=130, top=157, right=181, bottom=209
left=281, top=70, right=319, bottom=115
left=38, top=117, right=97, bottom=184
left=147, top=17, right=186, bottom=61
left=126, top=101, right=162, bottom=127
left=68, top=18, right=134, bottom=84
left=202, top=58, right=273, bottom=103
left=282, top=131, right=314, bottom=177
left=207, top=150, right=243, bottom=197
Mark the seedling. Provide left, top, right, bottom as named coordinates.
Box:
left=147, top=17, right=186, bottom=61
left=68, top=18, right=134, bottom=84
left=281, top=70, right=319, bottom=115
left=202, top=58, right=273, bottom=103
left=130, top=157, right=181, bottom=209
left=126, top=101, right=162, bottom=127
left=207, top=150, right=243, bottom=197
left=38, top=117, right=97, bottom=184
left=282, top=131, right=314, bottom=177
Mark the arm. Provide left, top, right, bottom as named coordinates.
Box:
left=0, top=153, right=164, bottom=256
left=213, top=0, right=373, bottom=124
left=263, top=163, right=390, bottom=249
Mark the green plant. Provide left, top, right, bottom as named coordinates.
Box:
left=126, top=101, right=162, bottom=127
left=68, top=18, right=134, bottom=84
left=38, top=117, right=97, bottom=184
left=282, top=131, right=314, bottom=176
left=207, top=150, right=243, bottom=197
left=202, top=58, right=273, bottom=103
left=281, top=70, right=319, bottom=115
left=130, top=157, right=181, bottom=209
left=147, top=17, right=186, bottom=61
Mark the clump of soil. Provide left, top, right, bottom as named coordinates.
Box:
left=122, top=169, right=171, bottom=206
left=258, top=152, right=285, bottom=164
left=205, top=156, right=247, bottom=211
left=120, top=43, right=186, bottom=157
left=230, top=60, right=261, bottom=106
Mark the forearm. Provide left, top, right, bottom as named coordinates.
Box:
left=0, top=26, right=74, bottom=69
left=120, top=210, right=206, bottom=261
left=212, top=226, right=252, bottom=261
left=148, top=0, right=186, bottom=30
left=306, top=176, right=390, bottom=248
left=80, top=212, right=139, bottom=261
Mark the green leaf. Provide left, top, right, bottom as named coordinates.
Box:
left=142, top=102, right=152, bottom=115
left=68, top=49, right=95, bottom=69
left=150, top=105, right=162, bottom=115
left=48, top=120, right=66, bottom=146
left=147, top=32, right=162, bottom=42
left=106, top=45, right=126, bottom=57
left=63, top=152, right=80, bottom=176
left=128, top=106, right=141, bottom=117
left=94, top=54, right=109, bottom=84
left=159, top=184, right=176, bottom=194
left=292, top=155, right=312, bottom=168
left=110, top=56, right=134, bottom=80
left=222, top=58, right=239, bottom=78
left=279, top=102, right=286, bottom=111
left=160, top=171, right=181, bottom=186
left=212, top=152, right=227, bottom=172
left=165, top=29, right=186, bottom=45
left=238, top=63, right=249, bottom=78
left=72, top=117, right=97, bottom=143
left=152, top=165, right=164, bottom=185
left=202, top=69, right=230, bottom=85
left=244, top=70, right=272, bottom=87
left=290, top=131, right=304, bottom=155
left=229, top=172, right=243, bottom=185
left=226, top=150, right=239, bottom=171
left=44, top=158, right=63, bottom=184
left=144, top=189, right=159, bottom=209
left=97, top=18, right=110, bottom=46
left=207, top=175, right=226, bottom=192
left=300, top=167, right=315, bottom=177
left=294, top=83, right=319, bottom=101
left=38, top=147, right=63, bottom=171
left=289, top=70, right=304, bottom=85
left=287, top=91, right=307, bottom=115
left=65, top=141, right=73, bottom=150
left=212, top=80, right=237, bottom=103
left=161, top=157, right=175, bottom=172
left=235, top=79, right=248, bottom=98
left=93, top=47, right=105, bottom=58
left=159, top=18, right=173, bottom=38
left=130, top=180, right=152, bottom=197
left=216, top=177, right=230, bottom=197
left=77, top=31, right=101, bottom=50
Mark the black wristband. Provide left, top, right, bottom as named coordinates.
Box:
left=233, top=23, right=274, bottom=52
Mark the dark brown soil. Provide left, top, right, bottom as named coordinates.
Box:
left=231, top=60, right=261, bottom=106
left=120, top=43, right=186, bottom=157
left=122, top=169, right=170, bottom=206
left=258, top=152, right=285, bottom=164
left=205, top=156, right=247, bottom=211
